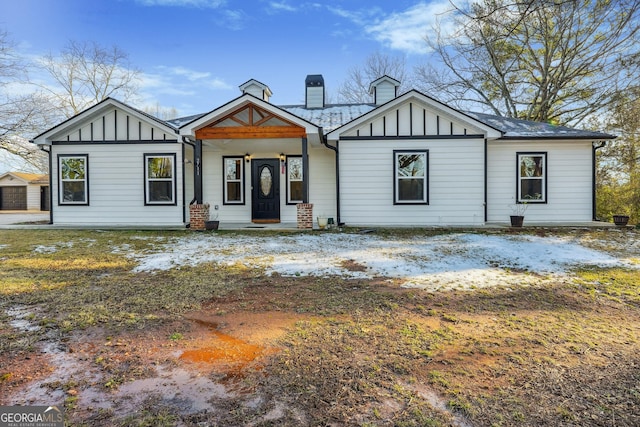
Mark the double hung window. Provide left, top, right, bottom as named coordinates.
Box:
left=517, top=153, right=546, bottom=202
left=145, top=154, right=176, bottom=205
left=223, top=156, right=244, bottom=204
left=394, top=150, right=428, bottom=204
left=59, top=155, right=88, bottom=205
left=287, top=156, right=303, bottom=204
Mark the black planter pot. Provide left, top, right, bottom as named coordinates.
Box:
left=613, top=215, right=630, bottom=227
left=205, top=220, right=220, bottom=230
left=510, top=215, right=524, bottom=227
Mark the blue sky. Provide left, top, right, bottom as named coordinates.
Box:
left=0, top=0, right=460, bottom=117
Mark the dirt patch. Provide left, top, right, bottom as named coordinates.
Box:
left=178, top=310, right=311, bottom=378
left=1, top=307, right=313, bottom=425
left=2, top=229, right=640, bottom=426
left=340, top=258, right=368, bottom=272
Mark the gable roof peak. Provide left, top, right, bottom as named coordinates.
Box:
left=368, top=75, right=401, bottom=94
left=239, top=79, right=273, bottom=102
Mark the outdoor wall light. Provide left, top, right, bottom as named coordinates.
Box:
left=279, top=153, right=286, bottom=162
left=245, top=153, right=251, bottom=163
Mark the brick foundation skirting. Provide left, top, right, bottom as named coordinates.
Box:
left=189, top=203, right=210, bottom=231
left=296, top=203, right=313, bottom=229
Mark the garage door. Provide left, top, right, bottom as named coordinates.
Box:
left=0, top=186, right=27, bottom=210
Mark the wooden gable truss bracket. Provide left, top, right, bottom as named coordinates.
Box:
left=195, top=103, right=306, bottom=140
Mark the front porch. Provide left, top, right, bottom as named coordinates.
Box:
left=180, top=94, right=336, bottom=230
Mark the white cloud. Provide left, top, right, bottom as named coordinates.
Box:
left=138, top=66, right=233, bottom=114
left=220, top=9, right=248, bottom=30
left=323, top=1, right=463, bottom=55
left=364, top=1, right=462, bottom=55
left=135, top=0, right=245, bottom=30
left=155, top=66, right=212, bottom=82
left=268, top=1, right=297, bottom=12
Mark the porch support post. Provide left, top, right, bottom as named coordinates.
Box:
left=194, top=139, right=203, bottom=204
left=302, top=136, right=309, bottom=203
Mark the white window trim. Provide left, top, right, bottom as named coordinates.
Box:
left=144, top=154, right=176, bottom=205
left=394, top=150, right=428, bottom=204
left=223, top=156, right=245, bottom=205
left=58, top=154, right=88, bottom=205
left=517, top=152, right=547, bottom=203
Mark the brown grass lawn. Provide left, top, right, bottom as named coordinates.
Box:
left=0, top=228, right=639, bottom=426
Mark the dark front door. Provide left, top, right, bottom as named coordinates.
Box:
left=251, top=159, right=280, bottom=222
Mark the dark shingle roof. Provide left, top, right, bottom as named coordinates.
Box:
left=466, top=112, right=615, bottom=139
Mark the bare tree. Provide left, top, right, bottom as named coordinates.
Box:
left=36, top=40, right=141, bottom=118
left=337, top=51, right=410, bottom=103
left=1, top=36, right=143, bottom=171
left=0, top=30, right=50, bottom=171
left=417, top=0, right=640, bottom=126
left=143, top=102, right=179, bottom=121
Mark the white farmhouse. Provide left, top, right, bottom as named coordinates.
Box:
left=32, top=75, right=615, bottom=228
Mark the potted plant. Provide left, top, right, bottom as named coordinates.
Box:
left=612, top=214, right=630, bottom=227
left=317, top=216, right=328, bottom=230
left=510, top=202, right=528, bottom=227
left=205, top=214, right=219, bottom=231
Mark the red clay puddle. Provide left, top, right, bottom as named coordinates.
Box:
left=178, top=311, right=312, bottom=379
left=179, top=323, right=264, bottom=366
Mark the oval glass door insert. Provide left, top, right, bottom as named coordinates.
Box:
left=260, top=166, right=272, bottom=197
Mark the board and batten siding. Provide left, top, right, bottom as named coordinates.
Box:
left=60, top=107, right=175, bottom=142
left=51, top=143, right=184, bottom=226
left=487, top=140, right=594, bottom=223
left=200, top=145, right=336, bottom=223
left=339, top=138, right=486, bottom=226
left=342, top=102, right=484, bottom=138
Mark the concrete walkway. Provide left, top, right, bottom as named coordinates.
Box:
left=0, top=211, right=618, bottom=230
left=0, top=211, right=50, bottom=225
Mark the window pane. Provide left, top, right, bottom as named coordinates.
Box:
left=520, top=179, right=543, bottom=200
left=226, top=159, right=241, bottom=180
left=148, top=181, right=173, bottom=202
left=290, top=181, right=303, bottom=202
left=399, top=179, right=424, bottom=201
left=227, top=182, right=241, bottom=202
left=520, top=156, right=543, bottom=177
left=62, top=181, right=85, bottom=202
left=61, top=158, right=85, bottom=180
left=260, top=166, right=272, bottom=197
left=288, top=157, right=302, bottom=180
left=148, top=157, right=173, bottom=179
left=397, top=154, right=425, bottom=178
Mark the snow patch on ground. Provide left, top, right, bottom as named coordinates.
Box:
left=33, top=241, right=75, bottom=254
left=124, top=232, right=633, bottom=291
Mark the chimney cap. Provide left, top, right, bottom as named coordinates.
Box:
left=305, top=74, right=324, bottom=87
